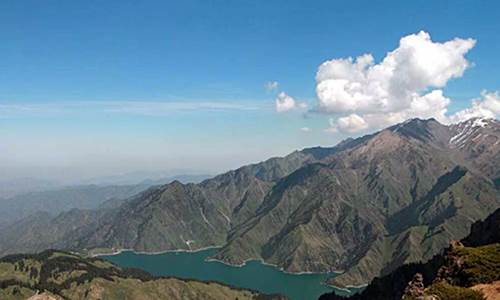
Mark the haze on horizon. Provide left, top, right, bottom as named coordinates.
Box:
left=1, top=1, right=500, bottom=183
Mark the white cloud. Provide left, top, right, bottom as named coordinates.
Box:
left=448, top=91, right=500, bottom=123
left=0, top=101, right=263, bottom=118
left=265, top=81, right=279, bottom=91
left=300, top=127, right=311, bottom=132
left=328, top=114, right=369, bottom=133
left=275, top=92, right=296, bottom=113
left=316, top=31, right=477, bottom=132
left=274, top=92, right=309, bottom=113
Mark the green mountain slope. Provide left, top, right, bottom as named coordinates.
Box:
left=215, top=118, right=500, bottom=286
left=319, top=207, right=500, bottom=300
left=0, top=146, right=338, bottom=255
left=0, top=118, right=498, bottom=288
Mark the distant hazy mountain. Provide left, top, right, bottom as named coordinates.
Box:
left=0, top=173, right=209, bottom=198
left=0, top=177, right=59, bottom=198
left=0, top=174, right=210, bottom=228
left=0, top=118, right=498, bottom=288
left=79, top=172, right=211, bottom=186
left=0, top=184, right=150, bottom=228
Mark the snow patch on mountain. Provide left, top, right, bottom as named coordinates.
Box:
left=449, top=117, right=494, bottom=147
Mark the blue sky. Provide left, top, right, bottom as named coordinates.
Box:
left=1, top=0, right=499, bottom=182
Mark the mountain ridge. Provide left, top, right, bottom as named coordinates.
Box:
left=0, top=117, right=498, bottom=288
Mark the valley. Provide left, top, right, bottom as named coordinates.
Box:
left=3, top=5, right=500, bottom=298
left=0, top=117, right=498, bottom=293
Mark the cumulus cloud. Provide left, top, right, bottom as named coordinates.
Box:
left=329, top=114, right=369, bottom=133
left=317, top=31, right=478, bottom=132
left=300, top=127, right=311, bottom=132
left=274, top=91, right=309, bottom=113
left=275, top=92, right=297, bottom=112
left=449, top=91, right=500, bottom=123
left=265, top=81, right=279, bottom=91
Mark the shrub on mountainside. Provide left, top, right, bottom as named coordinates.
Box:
left=452, top=243, right=500, bottom=286
left=426, top=282, right=485, bottom=300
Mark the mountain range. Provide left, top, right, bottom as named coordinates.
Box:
left=0, top=174, right=210, bottom=229
left=0, top=178, right=59, bottom=199
left=0, top=184, right=150, bottom=229
left=0, top=117, right=498, bottom=287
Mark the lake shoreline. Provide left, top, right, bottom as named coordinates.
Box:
left=98, top=246, right=364, bottom=300
left=95, top=246, right=343, bottom=276
left=91, top=244, right=224, bottom=257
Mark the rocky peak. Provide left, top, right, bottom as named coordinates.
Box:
left=388, top=118, right=451, bottom=147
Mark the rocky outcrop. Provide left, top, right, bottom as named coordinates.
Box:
left=433, top=241, right=465, bottom=285
left=402, top=273, right=426, bottom=299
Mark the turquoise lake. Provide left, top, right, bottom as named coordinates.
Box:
left=102, top=248, right=359, bottom=300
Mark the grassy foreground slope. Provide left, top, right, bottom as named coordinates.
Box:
left=0, top=250, right=285, bottom=300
